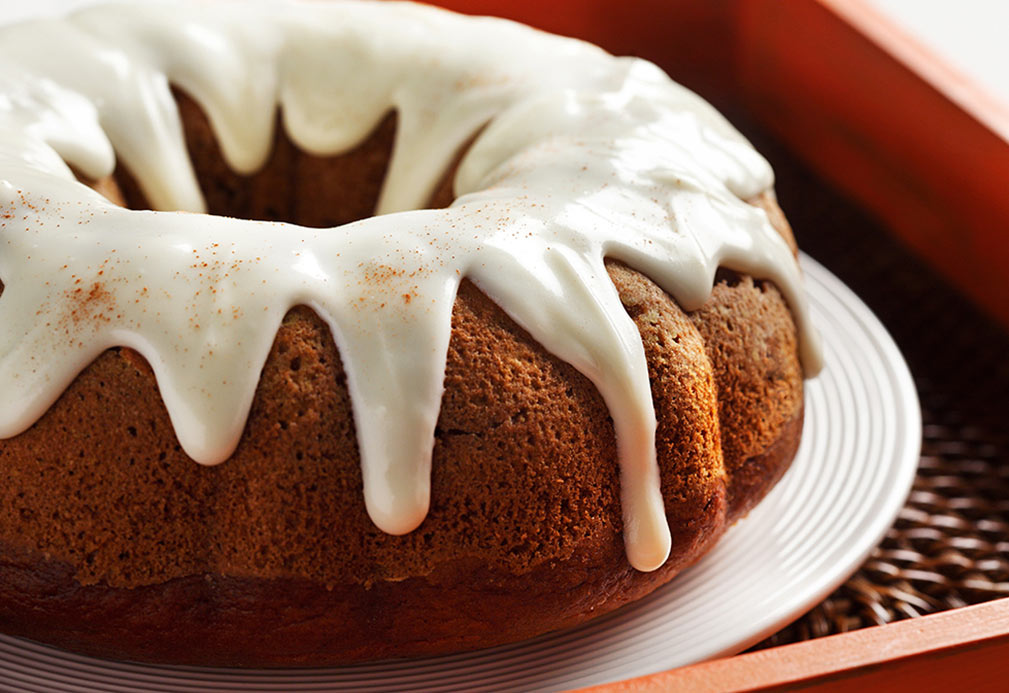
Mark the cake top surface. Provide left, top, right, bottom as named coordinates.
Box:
left=0, top=0, right=821, bottom=572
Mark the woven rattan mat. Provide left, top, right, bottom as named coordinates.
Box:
left=745, top=133, right=1009, bottom=648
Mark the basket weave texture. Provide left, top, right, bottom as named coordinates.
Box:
left=751, top=133, right=1009, bottom=648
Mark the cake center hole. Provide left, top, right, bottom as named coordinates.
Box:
left=102, top=90, right=456, bottom=227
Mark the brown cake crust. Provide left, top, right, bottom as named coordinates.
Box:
left=0, top=92, right=804, bottom=666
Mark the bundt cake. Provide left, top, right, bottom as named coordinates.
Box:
left=0, top=1, right=822, bottom=666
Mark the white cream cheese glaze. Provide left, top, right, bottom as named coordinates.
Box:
left=0, top=0, right=822, bottom=572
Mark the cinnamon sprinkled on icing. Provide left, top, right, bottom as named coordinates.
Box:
left=0, top=1, right=821, bottom=572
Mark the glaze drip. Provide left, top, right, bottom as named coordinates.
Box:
left=0, top=1, right=822, bottom=572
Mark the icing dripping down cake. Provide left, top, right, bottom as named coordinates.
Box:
left=0, top=1, right=821, bottom=665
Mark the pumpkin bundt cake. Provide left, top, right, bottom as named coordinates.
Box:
left=0, top=1, right=821, bottom=665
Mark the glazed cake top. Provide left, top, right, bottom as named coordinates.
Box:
left=0, top=1, right=821, bottom=571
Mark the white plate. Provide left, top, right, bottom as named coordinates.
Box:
left=0, top=254, right=921, bottom=692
